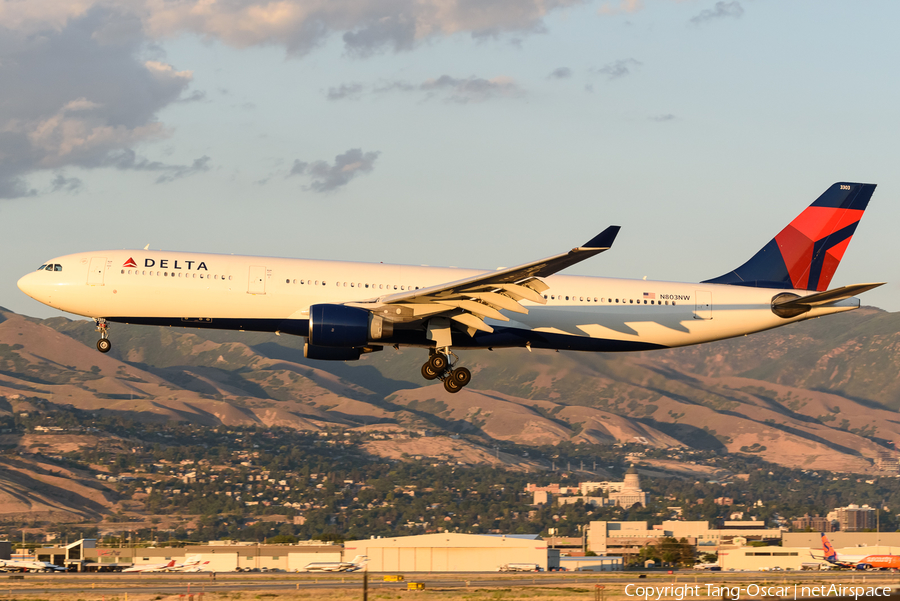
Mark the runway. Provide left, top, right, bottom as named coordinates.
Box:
left=2, top=569, right=898, bottom=598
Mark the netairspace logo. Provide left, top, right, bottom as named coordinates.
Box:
left=624, top=584, right=893, bottom=600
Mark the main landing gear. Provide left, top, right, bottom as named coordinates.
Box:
left=94, top=318, right=111, bottom=353
left=421, top=349, right=471, bottom=394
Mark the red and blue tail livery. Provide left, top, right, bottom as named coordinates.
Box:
left=704, top=182, right=875, bottom=291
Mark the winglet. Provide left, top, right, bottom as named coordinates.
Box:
left=581, top=225, right=621, bottom=249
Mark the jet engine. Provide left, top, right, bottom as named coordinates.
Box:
left=308, top=304, right=393, bottom=347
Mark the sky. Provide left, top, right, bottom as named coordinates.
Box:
left=2, top=0, right=898, bottom=319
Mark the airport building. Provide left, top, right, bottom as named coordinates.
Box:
left=783, top=532, right=900, bottom=548
left=717, top=546, right=825, bottom=571
left=586, top=519, right=781, bottom=556
left=30, top=539, right=341, bottom=572
left=342, top=533, right=559, bottom=572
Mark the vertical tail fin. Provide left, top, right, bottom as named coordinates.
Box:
left=704, top=182, right=876, bottom=291
left=821, top=533, right=837, bottom=561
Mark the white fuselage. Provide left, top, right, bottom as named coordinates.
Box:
left=17, top=249, right=860, bottom=352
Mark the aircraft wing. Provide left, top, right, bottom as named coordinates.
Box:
left=347, top=226, right=620, bottom=334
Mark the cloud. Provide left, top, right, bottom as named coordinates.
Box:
left=326, top=75, right=523, bottom=103
left=592, top=59, right=642, bottom=80
left=0, top=7, right=205, bottom=198
left=690, top=1, right=744, bottom=25
left=2, top=1, right=589, bottom=58
left=288, top=148, right=380, bottom=193
left=49, top=173, right=84, bottom=193
left=103, top=150, right=211, bottom=183
left=548, top=67, right=573, bottom=80
left=326, top=83, right=365, bottom=101
left=649, top=114, right=676, bottom=122
left=420, top=75, right=522, bottom=103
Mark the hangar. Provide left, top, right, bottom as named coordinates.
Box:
left=343, top=533, right=557, bottom=572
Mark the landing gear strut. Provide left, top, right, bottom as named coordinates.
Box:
left=421, top=349, right=471, bottom=394
left=95, top=318, right=111, bottom=353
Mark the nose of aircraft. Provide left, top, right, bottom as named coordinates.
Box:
left=17, top=271, right=39, bottom=300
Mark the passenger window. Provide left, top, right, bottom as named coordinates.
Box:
left=615, top=299, right=619, bottom=303
left=580, top=297, right=583, bottom=301
left=286, top=279, right=290, bottom=284
left=121, top=269, right=125, bottom=274
left=551, top=295, right=555, bottom=300
left=565, top=296, right=569, bottom=301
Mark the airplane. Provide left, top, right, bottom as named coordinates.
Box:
left=170, top=555, right=210, bottom=572
left=122, top=559, right=177, bottom=573
left=17, top=182, right=883, bottom=393
left=303, top=555, right=368, bottom=572
left=817, top=533, right=900, bottom=570
left=0, top=558, right=66, bottom=572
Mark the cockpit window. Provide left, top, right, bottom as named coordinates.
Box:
left=37, top=264, right=47, bottom=271
left=53, top=264, right=62, bottom=271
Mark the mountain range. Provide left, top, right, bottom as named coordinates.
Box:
left=2, top=305, right=900, bottom=476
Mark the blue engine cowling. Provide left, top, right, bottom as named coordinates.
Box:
left=304, top=343, right=361, bottom=361
left=309, top=304, right=373, bottom=347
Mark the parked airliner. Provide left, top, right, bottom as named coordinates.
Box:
left=818, top=534, right=900, bottom=570
left=17, top=183, right=882, bottom=393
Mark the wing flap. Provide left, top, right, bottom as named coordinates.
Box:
left=774, top=283, right=885, bottom=309
left=451, top=312, right=495, bottom=333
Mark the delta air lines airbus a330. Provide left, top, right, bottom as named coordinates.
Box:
left=18, top=183, right=883, bottom=393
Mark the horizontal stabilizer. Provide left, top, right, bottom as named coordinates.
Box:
left=773, top=283, right=885, bottom=310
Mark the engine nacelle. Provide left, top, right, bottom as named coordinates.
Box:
left=308, top=304, right=393, bottom=347
left=304, top=343, right=361, bottom=361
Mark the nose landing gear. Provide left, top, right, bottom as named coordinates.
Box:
left=95, top=318, right=111, bottom=353
left=421, top=349, right=471, bottom=393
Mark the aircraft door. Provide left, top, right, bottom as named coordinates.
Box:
left=693, top=290, right=712, bottom=320
left=87, top=257, right=106, bottom=286
left=248, top=265, right=267, bottom=295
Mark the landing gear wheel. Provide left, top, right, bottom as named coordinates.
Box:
left=428, top=354, right=448, bottom=372
left=421, top=362, right=439, bottom=381
left=443, top=377, right=462, bottom=393
left=451, top=367, right=471, bottom=387
left=97, top=338, right=112, bottom=353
